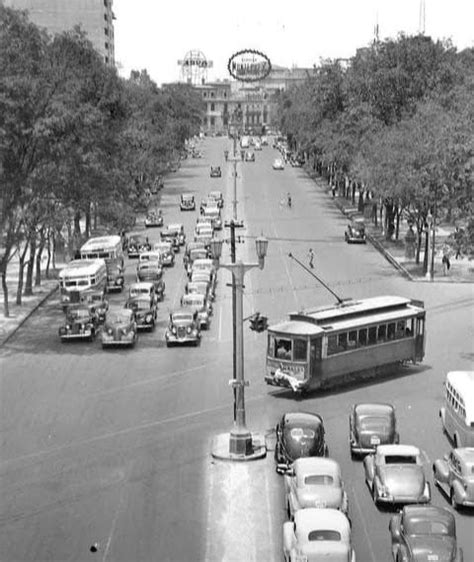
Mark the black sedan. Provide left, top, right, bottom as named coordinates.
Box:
left=349, top=402, right=399, bottom=459
left=344, top=220, right=366, bottom=243
left=274, top=412, right=328, bottom=475
left=210, top=166, right=221, bottom=178
left=124, top=296, right=157, bottom=331
left=389, top=505, right=464, bottom=561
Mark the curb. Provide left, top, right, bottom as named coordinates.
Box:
left=0, top=285, right=58, bottom=348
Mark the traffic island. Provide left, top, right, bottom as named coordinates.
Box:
left=211, top=431, right=266, bottom=461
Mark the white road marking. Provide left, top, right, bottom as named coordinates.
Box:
left=102, top=478, right=127, bottom=562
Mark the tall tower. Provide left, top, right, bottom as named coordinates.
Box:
left=2, top=0, right=115, bottom=65
left=418, top=0, right=426, bottom=35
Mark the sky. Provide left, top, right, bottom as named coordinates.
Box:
left=113, top=0, right=474, bottom=86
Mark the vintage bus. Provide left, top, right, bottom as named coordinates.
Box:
left=80, top=235, right=124, bottom=292
left=58, top=259, right=107, bottom=310
left=439, top=371, right=474, bottom=447
left=264, top=295, right=426, bottom=394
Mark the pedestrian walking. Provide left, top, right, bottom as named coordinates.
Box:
left=287, top=192, right=292, bottom=208
left=442, top=248, right=451, bottom=275
left=308, top=248, right=315, bottom=269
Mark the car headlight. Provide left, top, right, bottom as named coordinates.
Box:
left=145, top=314, right=152, bottom=323
left=107, top=328, right=113, bottom=335
left=379, top=485, right=390, bottom=498
left=66, top=324, right=71, bottom=330
left=171, top=326, right=177, bottom=334
left=186, top=326, right=192, bottom=334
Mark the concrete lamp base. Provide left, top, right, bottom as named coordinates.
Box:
left=211, top=431, right=266, bottom=462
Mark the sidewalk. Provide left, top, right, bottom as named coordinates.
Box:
left=306, top=170, right=474, bottom=284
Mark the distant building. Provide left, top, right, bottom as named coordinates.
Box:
left=1, top=0, right=115, bottom=65
left=192, top=65, right=314, bottom=133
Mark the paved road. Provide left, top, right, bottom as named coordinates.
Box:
left=0, top=138, right=472, bottom=561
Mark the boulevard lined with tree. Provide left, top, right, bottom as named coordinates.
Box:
left=0, top=6, right=203, bottom=316
left=277, top=34, right=473, bottom=266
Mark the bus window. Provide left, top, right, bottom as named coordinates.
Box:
left=358, top=328, right=367, bottom=346
left=293, top=339, right=307, bottom=361
left=275, top=338, right=292, bottom=360
left=368, top=326, right=377, bottom=345
left=378, top=324, right=387, bottom=342
left=387, top=323, right=396, bottom=340
left=348, top=330, right=357, bottom=348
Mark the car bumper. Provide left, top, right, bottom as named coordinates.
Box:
left=107, top=277, right=124, bottom=291
left=59, top=330, right=93, bottom=340
left=101, top=333, right=136, bottom=346
left=180, top=205, right=195, bottom=211
left=376, top=493, right=431, bottom=505
left=165, top=334, right=199, bottom=344
left=347, top=238, right=366, bottom=244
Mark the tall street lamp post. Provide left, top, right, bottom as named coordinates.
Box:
left=425, top=212, right=434, bottom=281
left=210, top=233, right=269, bottom=461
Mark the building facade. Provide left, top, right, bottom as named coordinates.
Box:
left=2, top=0, right=115, bottom=65
left=193, top=65, right=313, bottom=134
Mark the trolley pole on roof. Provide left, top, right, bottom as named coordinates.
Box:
left=288, top=252, right=345, bottom=304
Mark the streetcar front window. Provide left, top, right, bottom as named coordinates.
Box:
left=275, top=338, right=292, bottom=360
left=293, top=339, right=307, bottom=361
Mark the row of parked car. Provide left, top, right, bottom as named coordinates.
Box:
left=164, top=190, right=224, bottom=347
left=276, top=403, right=470, bottom=561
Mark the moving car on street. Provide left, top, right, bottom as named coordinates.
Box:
left=439, top=371, right=474, bottom=448
left=284, top=457, right=349, bottom=519
left=208, top=190, right=224, bottom=208
left=165, top=223, right=186, bottom=246
left=180, top=293, right=211, bottom=330
left=283, top=508, right=356, bottom=562
left=144, top=209, right=163, bottom=228
left=58, top=304, right=98, bottom=342
left=349, top=403, right=399, bottom=458
left=124, top=296, right=157, bottom=331
left=275, top=412, right=328, bottom=475
left=160, top=227, right=180, bottom=253
left=101, top=308, right=137, bottom=348
left=180, top=194, right=196, bottom=211
left=389, top=505, right=464, bottom=562
left=345, top=220, right=366, bottom=243
left=364, top=444, right=431, bottom=507
left=153, top=241, right=175, bottom=266
left=165, top=309, right=201, bottom=347
left=273, top=158, right=285, bottom=170
left=129, top=281, right=158, bottom=305
left=210, top=166, right=221, bottom=178
left=433, top=447, right=474, bottom=509
left=127, top=233, right=151, bottom=258
left=136, top=264, right=165, bottom=301
left=245, top=150, right=255, bottom=162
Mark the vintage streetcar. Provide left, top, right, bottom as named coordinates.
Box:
left=265, top=295, right=425, bottom=394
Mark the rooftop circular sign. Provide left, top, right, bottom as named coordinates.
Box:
left=228, top=49, right=272, bottom=82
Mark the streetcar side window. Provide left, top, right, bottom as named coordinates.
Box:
left=378, top=324, right=387, bottom=341
left=338, top=333, right=347, bottom=350
left=293, top=339, right=308, bottom=361
left=348, top=330, right=357, bottom=348
left=368, top=326, right=377, bottom=345
left=327, top=335, right=338, bottom=355
left=358, top=328, right=367, bottom=346
left=387, top=323, right=396, bottom=339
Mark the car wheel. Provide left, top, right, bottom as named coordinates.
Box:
left=286, top=500, right=291, bottom=519
left=372, top=485, right=378, bottom=505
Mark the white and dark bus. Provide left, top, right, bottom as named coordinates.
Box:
left=58, top=259, right=107, bottom=311
left=80, top=235, right=124, bottom=292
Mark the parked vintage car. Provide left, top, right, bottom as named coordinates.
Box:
left=185, top=247, right=209, bottom=276
left=202, top=206, right=222, bottom=230
left=124, top=296, right=157, bottom=331
left=345, top=220, right=367, bottom=244
left=186, top=281, right=212, bottom=302
left=389, top=505, right=464, bottom=562
left=160, top=227, right=180, bottom=252
left=275, top=412, right=328, bottom=475
left=433, top=447, right=474, bottom=509
left=183, top=241, right=207, bottom=267
left=129, top=281, right=158, bottom=305
left=273, top=158, right=285, bottom=170
left=136, top=264, right=165, bottom=301
left=210, top=166, right=222, bottom=178
left=101, top=308, right=137, bottom=348
left=283, top=508, right=356, bottom=562
left=127, top=233, right=151, bottom=258
left=349, top=403, right=399, bottom=458
left=208, top=190, right=224, bottom=208
left=138, top=250, right=163, bottom=271
left=190, top=270, right=216, bottom=300
left=58, top=304, right=98, bottom=342
left=180, top=193, right=196, bottom=211
left=284, top=457, right=349, bottom=519
left=163, top=223, right=186, bottom=246
left=80, top=290, right=108, bottom=323
left=144, top=209, right=163, bottom=228
left=180, top=293, right=211, bottom=329
left=165, top=309, right=201, bottom=347
left=153, top=241, right=175, bottom=266
left=364, top=444, right=431, bottom=507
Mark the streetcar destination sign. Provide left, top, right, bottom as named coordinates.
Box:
left=228, top=49, right=272, bottom=82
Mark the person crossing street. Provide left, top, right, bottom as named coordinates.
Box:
left=308, top=248, right=315, bottom=269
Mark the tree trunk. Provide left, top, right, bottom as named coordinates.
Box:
left=74, top=211, right=81, bottom=235
left=423, top=229, right=429, bottom=274
left=35, top=232, right=47, bottom=286
left=16, top=242, right=29, bottom=305
left=85, top=203, right=91, bottom=237
left=24, top=232, right=36, bottom=296
left=1, top=268, right=9, bottom=318
left=395, top=209, right=401, bottom=240
left=46, top=229, right=52, bottom=278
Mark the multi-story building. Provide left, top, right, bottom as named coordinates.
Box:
left=1, top=0, right=115, bottom=65
left=193, top=65, right=313, bottom=134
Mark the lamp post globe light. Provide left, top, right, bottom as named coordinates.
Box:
left=210, top=231, right=269, bottom=461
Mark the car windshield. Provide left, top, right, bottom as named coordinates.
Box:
left=154, top=244, right=170, bottom=252
left=308, top=530, right=341, bottom=541
left=126, top=299, right=149, bottom=311
left=286, top=427, right=318, bottom=440
left=108, top=311, right=131, bottom=324
left=183, top=296, right=204, bottom=306
left=405, top=519, right=450, bottom=536
left=360, top=416, right=392, bottom=430
left=172, top=312, right=193, bottom=323
left=384, top=454, right=417, bottom=464
left=303, top=474, right=334, bottom=486
left=68, top=308, right=90, bottom=320
left=129, top=236, right=145, bottom=245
